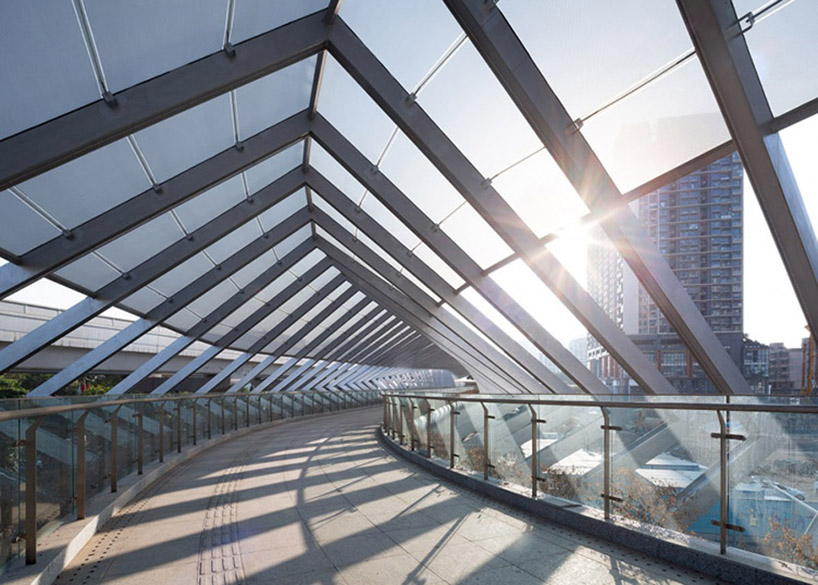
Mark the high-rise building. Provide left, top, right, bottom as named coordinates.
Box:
left=587, top=153, right=767, bottom=393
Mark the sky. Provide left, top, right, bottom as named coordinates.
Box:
left=2, top=0, right=815, bottom=364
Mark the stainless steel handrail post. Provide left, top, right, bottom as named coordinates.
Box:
left=425, top=399, right=433, bottom=458
left=158, top=401, right=165, bottom=462
left=410, top=400, right=418, bottom=451
left=110, top=405, right=124, bottom=492
left=398, top=398, right=405, bottom=445
left=76, top=411, right=91, bottom=519
left=601, top=408, right=612, bottom=520
left=136, top=405, right=144, bottom=474
left=192, top=399, right=197, bottom=446
left=24, top=416, right=45, bottom=565
left=207, top=397, right=212, bottom=440
left=176, top=400, right=182, bottom=453
left=527, top=405, right=538, bottom=498
left=480, top=402, right=494, bottom=480
left=383, top=395, right=388, bottom=431
left=448, top=400, right=459, bottom=469
left=258, top=394, right=263, bottom=424
left=234, top=394, right=239, bottom=431
left=220, top=396, right=226, bottom=435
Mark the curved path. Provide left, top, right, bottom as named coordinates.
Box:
left=53, top=407, right=718, bottom=585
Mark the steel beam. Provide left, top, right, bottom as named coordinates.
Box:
left=311, top=115, right=607, bottom=394
left=443, top=0, right=746, bottom=395
left=308, top=167, right=570, bottom=393
left=0, top=112, right=309, bottom=300
left=105, top=251, right=329, bottom=394
left=0, top=173, right=309, bottom=375
left=241, top=296, right=369, bottom=393
left=176, top=275, right=348, bottom=395
left=318, top=239, right=508, bottom=393
left=27, top=223, right=310, bottom=396
left=326, top=23, right=678, bottom=394
left=0, top=13, right=327, bottom=189
left=314, top=208, right=538, bottom=393
left=676, top=0, right=818, bottom=344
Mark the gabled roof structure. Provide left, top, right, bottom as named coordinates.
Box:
left=1, top=0, right=816, bottom=396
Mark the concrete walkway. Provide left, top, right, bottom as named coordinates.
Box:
left=53, top=407, right=721, bottom=585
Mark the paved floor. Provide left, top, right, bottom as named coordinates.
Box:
left=54, top=407, right=723, bottom=585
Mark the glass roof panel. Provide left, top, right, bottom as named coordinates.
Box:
left=312, top=194, right=357, bottom=234
left=318, top=55, right=396, bottom=162
left=581, top=56, right=730, bottom=193
left=359, top=193, right=421, bottom=248
left=83, top=0, right=224, bottom=93
left=230, top=250, right=278, bottom=288
left=148, top=252, right=213, bottom=297
left=355, top=231, right=403, bottom=273
left=256, top=272, right=297, bottom=302
left=0, top=2, right=99, bottom=139
left=326, top=281, right=350, bottom=301
left=309, top=142, right=368, bottom=202
left=411, top=243, right=464, bottom=289
left=220, top=297, right=266, bottom=329
left=500, top=0, right=693, bottom=121
left=273, top=225, right=312, bottom=259
left=133, top=95, right=234, bottom=183
left=341, top=0, right=461, bottom=91
left=289, top=250, right=325, bottom=276
left=244, top=142, right=304, bottom=194
left=231, top=0, right=327, bottom=44
left=378, top=132, right=464, bottom=223
left=54, top=254, right=120, bottom=293
left=204, top=220, right=263, bottom=264
left=173, top=175, right=245, bottom=233
left=97, top=213, right=185, bottom=273
left=235, top=57, right=316, bottom=140
left=300, top=296, right=335, bottom=323
left=279, top=285, right=320, bottom=315
left=257, top=188, right=308, bottom=231
left=399, top=268, right=441, bottom=303
left=162, top=307, right=202, bottom=333
left=418, top=41, right=542, bottom=178
left=0, top=191, right=62, bottom=256
left=186, top=278, right=239, bottom=317
left=439, top=204, right=513, bottom=269
left=742, top=0, right=818, bottom=115
left=492, top=150, right=590, bottom=239
left=17, top=139, right=151, bottom=230
left=781, top=115, right=818, bottom=235
left=121, top=287, right=166, bottom=315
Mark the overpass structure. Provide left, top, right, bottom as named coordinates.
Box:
left=0, top=0, right=817, bottom=582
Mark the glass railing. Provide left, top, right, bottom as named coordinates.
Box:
left=383, top=392, right=818, bottom=575
left=0, top=389, right=380, bottom=575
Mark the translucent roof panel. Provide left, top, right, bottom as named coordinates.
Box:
left=162, top=307, right=202, bottom=333
left=318, top=55, right=396, bottom=162
left=418, top=40, right=542, bottom=178
left=581, top=56, right=730, bottom=193
left=0, top=2, right=99, bottom=139
left=341, top=0, right=461, bottom=91
left=244, top=142, right=304, bottom=195
left=257, top=189, right=308, bottom=231
left=16, top=139, right=150, bottom=230
left=439, top=204, right=513, bottom=269
left=122, top=287, right=166, bottom=315
left=230, top=251, right=278, bottom=289
left=378, top=131, right=464, bottom=223
left=220, top=297, right=266, bottom=330
left=83, top=0, right=225, bottom=93
left=399, top=269, right=441, bottom=304
left=500, top=0, right=693, bottom=121
left=492, top=150, right=591, bottom=239
left=312, top=194, right=357, bottom=234
left=204, top=220, right=263, bottom=265
left=359, top=192, right=420, bottom=248
left=185, top=278, right=239, bottom=318
left=289, top=249, right=326, bottom=277
left=741, top=0, right=818, bottom=115
left=147, top=253, right=213, bottom=298
left=256, top=272, right=298, bottom=303
left=412, top=243, right=464, bottom=289
left=97, top=213, right=185, bottom=273
left=309, top=143, right=368, bottom=203
left=0, top=191, right=61, bottom=256
left=54, top=254, right=120, bottom=293
left=279, top=284, right=322, bottom=316
left=231, top=0, right=328, bottom=44
left=173, top=175, right=246, bottom=233
left=235, top=57, right=316, bottom=140
left=308, top=267, right=342, bottom=293
left=133, top=95, right=233, bottom=183
left=274, top=224, right=312, bottom=259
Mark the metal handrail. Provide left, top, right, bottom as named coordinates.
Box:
left=383, top=391, right=818, bottom=415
